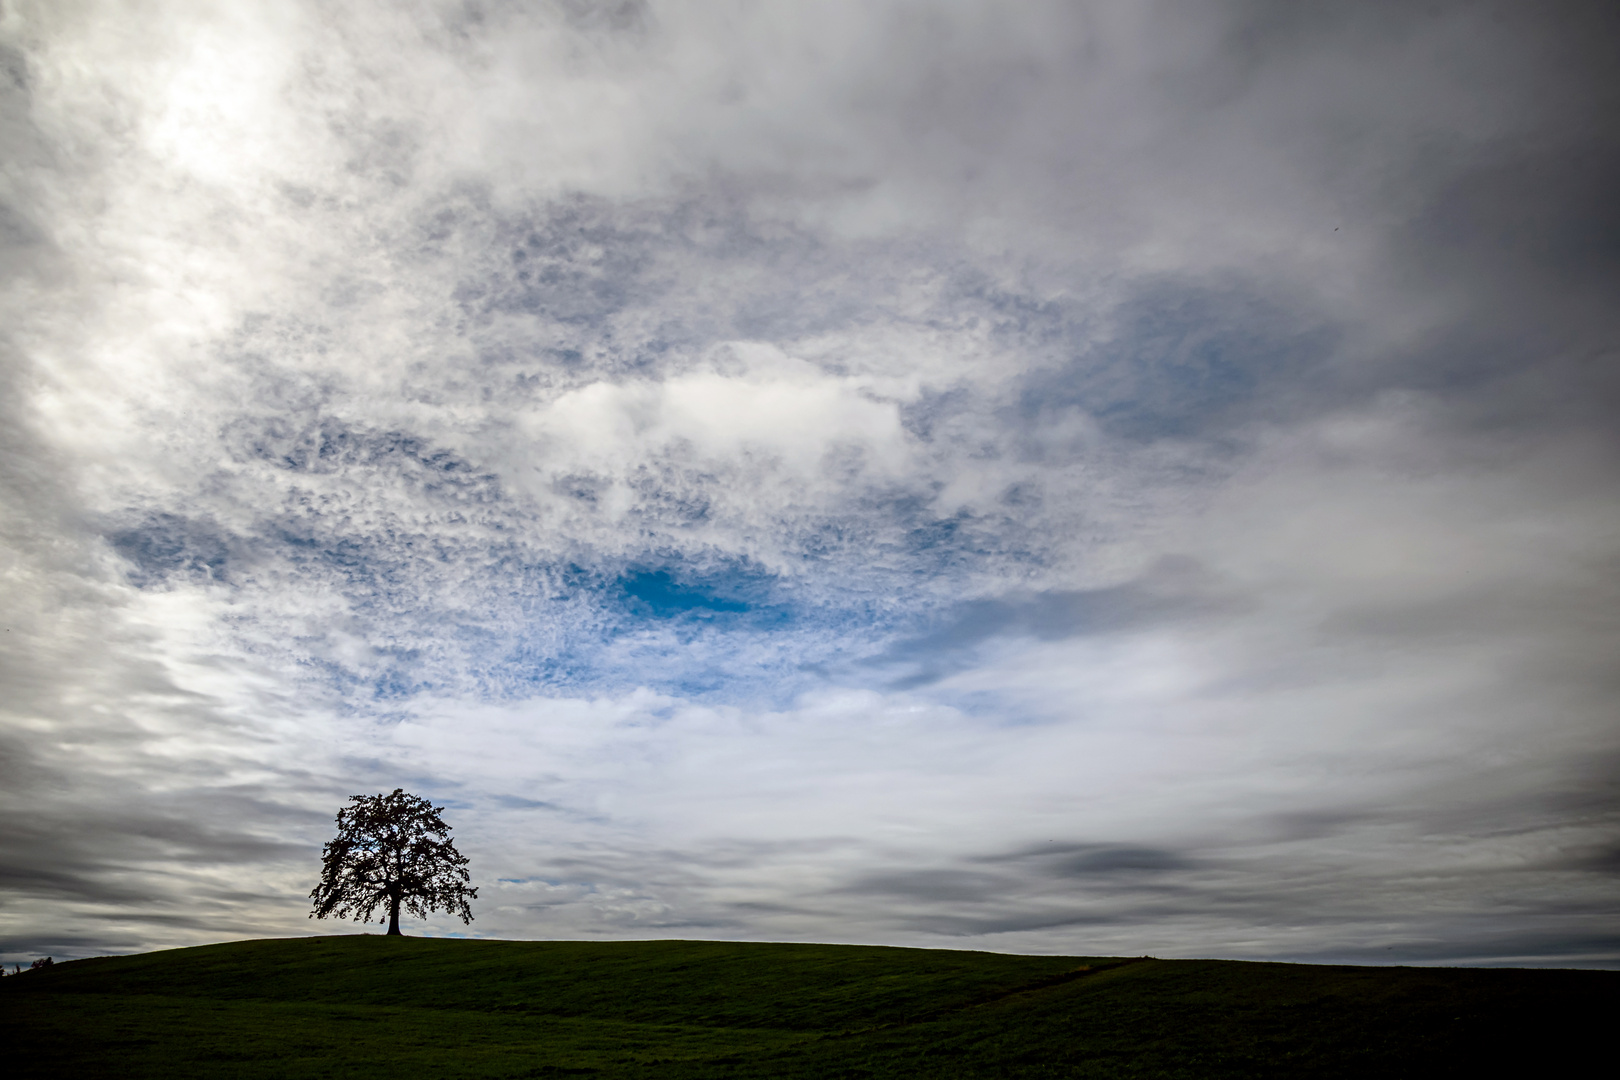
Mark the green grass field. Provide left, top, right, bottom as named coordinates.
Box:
left=2, top=936, right=1613, bottom=1077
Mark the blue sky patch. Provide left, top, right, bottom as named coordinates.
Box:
left=617, top=568, right=754, bottom=617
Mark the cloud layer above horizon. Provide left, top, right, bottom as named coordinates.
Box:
left=3, top=0, right=1618, bottom=966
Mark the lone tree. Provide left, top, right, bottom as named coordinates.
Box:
left=309, top=789, right=477, bottom=936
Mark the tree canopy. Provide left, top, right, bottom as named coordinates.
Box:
left=309, top=788, right=476, bottom=936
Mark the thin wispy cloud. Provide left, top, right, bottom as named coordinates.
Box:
left=2, top=0, right=1616, bottom=967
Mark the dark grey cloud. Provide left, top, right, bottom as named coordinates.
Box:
left=1017, top=279, right=1344, bottom=444
left=986, top=843, right=1196, bottom=876
left=875, top=555, right=1244, bottom=687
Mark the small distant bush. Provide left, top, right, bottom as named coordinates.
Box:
left=29, top=957, right=53, bottom=970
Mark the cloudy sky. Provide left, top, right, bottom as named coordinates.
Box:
left=2, top=0, right=1617, bottom=968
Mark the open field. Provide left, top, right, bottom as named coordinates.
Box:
left=2, top=936, right=1614, bottom=1077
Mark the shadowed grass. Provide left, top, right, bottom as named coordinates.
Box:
left=2, top=936, right=1613, bottom=1077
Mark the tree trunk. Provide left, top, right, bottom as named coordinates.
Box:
left=387, top=893, right=402, bottom=936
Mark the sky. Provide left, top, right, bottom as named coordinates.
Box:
left=1, top=0, right=1617, bottom=968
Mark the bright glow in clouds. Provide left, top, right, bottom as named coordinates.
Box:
left=1, top=0, right=1617, bottom=967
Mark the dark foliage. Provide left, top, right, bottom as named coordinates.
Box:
left=308, top=789, right=476, bottom=935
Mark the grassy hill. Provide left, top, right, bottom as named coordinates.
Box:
left=1, top=936, right=1613, bottom=1078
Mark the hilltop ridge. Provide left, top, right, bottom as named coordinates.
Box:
left=3, top=936, right=1614, bottom=1077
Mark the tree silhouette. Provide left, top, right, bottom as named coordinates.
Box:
left=309, top=789, right=476, bottom=936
